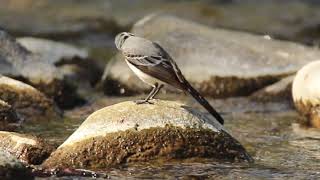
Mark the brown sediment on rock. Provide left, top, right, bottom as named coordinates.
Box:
left=0, top=131, right=55, bottom=165
left=26, top=78, right=86, bottom=110
left=294, top=100, right=320, bottom=128
left=250, top=75, right=294, bottom=102
left=43, top=126, right=252, bottom=169
left=103, top=73, right=281, bottom=98
left=0, top=78, right=61, bottom=121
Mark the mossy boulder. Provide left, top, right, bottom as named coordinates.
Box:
left=0, top=131, right=54, bottom=165
left=103, top=14, right=320, bottom=97
left=43, top=100, right=252, bottom=169
left=0, top=76, right=61, bottom=122
left=292, top=61, right=320, bottom=128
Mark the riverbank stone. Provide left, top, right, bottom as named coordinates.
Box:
left=43, top=100, right=252, bottom=169
left=0, top=131, right=54, bottom=165
left=0, top=150, right=33, bottom=180
left=0, top=30, right=85, bottom=109
left=103, top=14, right=320, bottom=98
left=0, top=76, right=61, bottom=122
left=292, top=61, right=320, bottom=128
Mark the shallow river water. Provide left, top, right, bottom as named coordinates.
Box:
left=20, top=95, right=320, bottom=179
left=1, top=0, right=320, bottom=179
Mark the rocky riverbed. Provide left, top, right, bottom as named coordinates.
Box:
left=0, top=0, right=320, bottom=179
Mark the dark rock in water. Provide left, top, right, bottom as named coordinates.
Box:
left=0, top=150, right=33, bottom=180
left=0, top=131, right=54, bottom=165
left=251, top=75, right=295, bottom=102
left=102, top=14, right=320, bottom=98
left=43, top=100, right=252, bottom=169
left=292, top=61, right=320, bottom=128
left=0, top=100, right=20, bottom=131
left=0, top=76, right=61, bottom=122
left=0, top=30, right=86, bottom=109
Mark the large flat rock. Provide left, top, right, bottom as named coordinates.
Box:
left=43, top=100, right=252, bottom=169
left=103, top=14, right=320, bottom=97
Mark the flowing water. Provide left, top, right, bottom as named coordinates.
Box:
left=20, top=95, right=320, bottom=179
left=1, top=0, right=320, bottom=179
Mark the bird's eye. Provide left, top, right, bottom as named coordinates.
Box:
left=123, top=35, right=129, bottom=40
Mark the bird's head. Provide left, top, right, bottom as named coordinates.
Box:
left=115, top=32, right=135, bottom=50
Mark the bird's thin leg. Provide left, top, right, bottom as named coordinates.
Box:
left=150, top=84, right=163, bottom=100
left=135, top=83, right=158, bottom=104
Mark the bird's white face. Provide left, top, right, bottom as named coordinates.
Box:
left=115, top=32, right=135, bottom=50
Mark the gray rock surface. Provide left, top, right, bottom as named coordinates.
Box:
left=0, top=131, right=54, bottom=165
left=103, top=14, right=320, bottom=97
left=0, top=76, right=61, bottom=121
left=0, top=30, right=86, bottom=108
left=17, top=37, right=103, bottom=86
left=251, top=75, right=295, bottom=101
left=43, top=100, right=252, bottom=169
left=0, top=150, right=33, bottom=180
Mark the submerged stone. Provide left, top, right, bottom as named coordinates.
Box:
left=43, top=100, right=252, bottom=169
left=0, top=131, right=54, bottom=165
left=292, top=61, right=320, bottom=128
left=0, top=150, right=33, bottom=180
left=103, top=14, right=320, bottom=97
left=0, top=76, right=61, bottom=122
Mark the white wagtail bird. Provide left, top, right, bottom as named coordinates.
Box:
left=115, top=32, right=224, bottom=125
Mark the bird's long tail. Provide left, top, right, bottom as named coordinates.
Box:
left=183, top=81, right=224, bottom=125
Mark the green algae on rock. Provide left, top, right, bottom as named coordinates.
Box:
left=0, top=150, right=33, bottom=180
left=103, top=14, right=320, bottom=98
left=292, top=61, right=320, bottom=128
left=43, top=100, right=252, bottom=169
left=0, top=76, right=61, bottom=122
left=0, top=131, right=54, bottom=165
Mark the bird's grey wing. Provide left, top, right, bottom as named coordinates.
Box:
left=124, top=54, right=184, bottom=89
left=152, top=42, right=186, bottom=83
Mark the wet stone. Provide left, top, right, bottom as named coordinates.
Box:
left=292, top=61, right=320, bottom=128
left=0, top=75, right=61, bottom=122
left=0, top=150, right=33, bottom=180
left=0, top=30, right=86, bottom=109
left=251, top=75, right=295, bottom=102
left=43, top=100, right=252, bottom=169
left=0, top=131, right=54, bottom=165
left=103, top=14, right=320, bottom=98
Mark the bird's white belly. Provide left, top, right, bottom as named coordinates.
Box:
left=126, top=61, right=163, bottom=86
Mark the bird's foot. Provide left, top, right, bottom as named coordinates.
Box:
left=134, top=99, right=154, bottom=105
